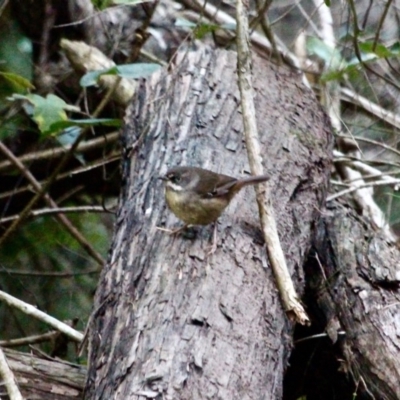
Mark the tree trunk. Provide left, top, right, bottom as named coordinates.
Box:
left=84, top=46, right=332, bottom=399
left=305, top=203, right=400, bottom=399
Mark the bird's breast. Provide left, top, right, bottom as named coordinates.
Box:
left=165, top=188, right=229, bottom=225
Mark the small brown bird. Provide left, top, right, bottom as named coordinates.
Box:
left=159, top=166, right=269, bottom=252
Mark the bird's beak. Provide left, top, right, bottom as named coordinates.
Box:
left=158, top=175, right=167, bottom=181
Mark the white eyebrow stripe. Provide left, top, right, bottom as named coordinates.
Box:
left=166, top=182, right=183, bottom=191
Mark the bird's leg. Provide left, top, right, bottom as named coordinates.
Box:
left=156, top=224, right=188, bottom=234
left=207, top=222, right=218, bottom=256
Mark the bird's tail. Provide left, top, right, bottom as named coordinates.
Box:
left=238, top=174, right=270, bottom=188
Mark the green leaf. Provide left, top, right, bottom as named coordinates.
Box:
left=80, top=63, right=161, bottom=87
left=358, top=42, right=390, bottom=57
left=56, top=127, right=86, bottom=164
left=347, top=52, right=377, bottom=66
left=30, top=94, right=69, bottom=136
left=175, top=18, right=235, bottom=33
left=0, top=72, right=34, bottom=91
left=8, top=93, right=81, bottom=136
left=342, top=41, right=400, bottom=69
left=306, top=37, right=344, bottom=69
left=320, top=65, right=358, bottom=82
left=80, top=67, right=118, bottom=87
left=175, top=18, right=197, bottom=28
left=389, top=42, right=400, bottom=54
left=112, top=0, right=151, bottom=4
left=221, top=23, right=236, bottom=30
left=116, top=63, right=160, bottom=79
left=50, top=118, right=122, bottom=131
left=193, top=23, right=219, bottom=39
left=57, top=126, right=81, bottom=146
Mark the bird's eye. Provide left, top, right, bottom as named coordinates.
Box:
left=171, top=175, right=181, bottom=183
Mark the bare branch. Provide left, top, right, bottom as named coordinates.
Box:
left=0, top=152, right=120, bottom=202
left=182, top=0, right=308, bottom=81
left=312, top=0, right=341, bottom=131
left=236, top=0, right=309, bottom=324
left=0, top=142, right=105, bottom=266
left=0, top=205, right=110, bottom=224
left=0, top=331, right=58, bottom=348
left=372, top=0, right=394, bottom=51
left=0, top=290, right=83, bottom=342
left=0, top=347, right=23, bottom=400
left=328, top=178, right=400, bottom=202
left=0, top=131, right=119, bottom=173
left=0, top=267, right=100, bottom=277
left=348, top=0, right=400, bottom=91
left=341, top=87, right=400, bottom=130
left=338, top=134, right=400, bottom=159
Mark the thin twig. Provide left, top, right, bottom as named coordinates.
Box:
left=0, top=267, right=100, bottom=277
left=0, top=0, right=9, bottom=17
left=249, top=0, right=272, bottom=30
left=0, top=290, right=83, bottom=342
left=0, top=133, right=86, bottom=247
left=38, top=0, right=55, bottom=70
left=361, top=0, right=374, bottom=29
left=252, top=0, right=282, bottom=64
left=181, top=0, right=308, bottom=77
left=332, top=167, right=400, bottom=185
left=340, top=87, right=400, bottom=130
left=335, top=154, right=400, bottom=170
left=385, top=58, right=400, bottom=79
left=333, top=158, right=397, bottom=242
left=0, top=142, right=105, bottom=266
left=129, top=0, right=160, bottom=62
left=235, top=0, right=309, bottom=324
left=312, top=0, right=341, bottom=131
left=0, top=152, right=120, bottom=201
left=297, top=1, right=322, bottom=38
left=0, top=347, right=23, bottom=400
left=0, top=131, right=119, bottom=173
left=338, top=134, right=400, bottom=158
left=327, top=178, right=400, bottom=202
left=348, top=0, right=400, bottom=92
left=337, top=79, right=400, bottom=243
left=372, top=0, right=394, bottom=51
left=0, top=331, right=58, bottom=347
left=269, top=1, right=298, bottom=26
left=0, top=205, right=109, bottom=224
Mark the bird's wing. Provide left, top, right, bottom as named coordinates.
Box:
left=206, top=176, right=238, bottom=198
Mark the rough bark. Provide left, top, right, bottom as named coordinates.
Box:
left=85, top=46, right=332, bottom=399
left=307, top=203, right=400, bottom=400
left=0, top=348, right=85, bottom=399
